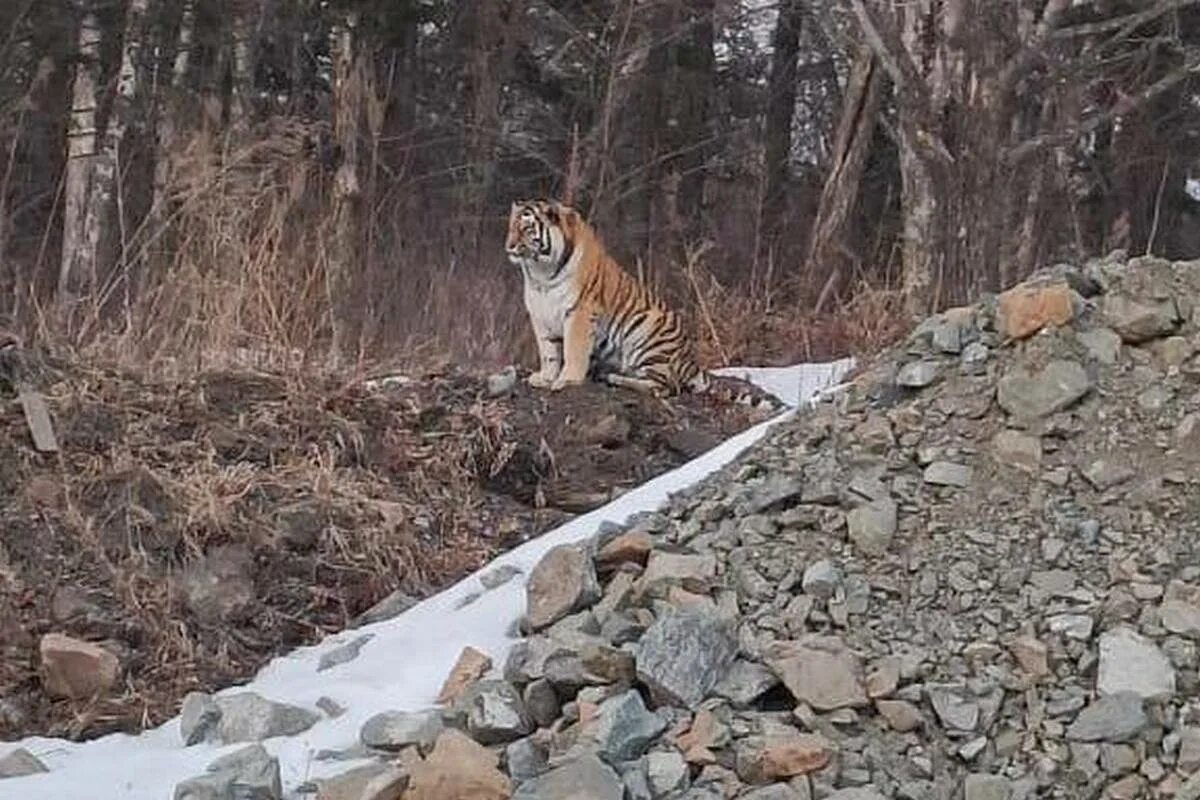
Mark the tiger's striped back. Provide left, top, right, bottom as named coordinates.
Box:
left=505, top=199, right=705, bottom=396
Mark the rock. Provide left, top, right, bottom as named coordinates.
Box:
left=925, top=684, right=980, bottom=732
left=801, top=560, right=842, bottom=600
left=405, top=729, right=511, bottom=800
left=639, top=551, right=718, bottom=594
left=523, top=678, right=560, bottom=728
left=174, top=744, right=282, bottom=800
left=1178, top=727, right=1200, bottom=772
left=636, top=608, right=737, bottom=708
left=896, top=361, right=941, bottom=389
left=991, top=430, right=1042, bottom=474
left=180, top=691, right=221, bottom=745
left=996, top=359, right=1093, bottom=420
left=313, top=763, right=409, bottom=800
left=38, top=633, right=120, bottom=700
left=1161, top=599, right=1200, bottom=638
left=996, top=281, right=1077, bottom=340
left=735, top=733, right=832, bottom=784
left=512, top=753, right=624, bottom=800
left=1078, top=327, right=1122, bottom=364
left=461, top=679, right=532, bottom=744
left=525, top=544, right=601, bottom=631
left=353, top=589, right=419, bottom=627
left=740, top=786, right=806, bottom=800
left=671, top=708, right=729, bottom=764
left=0, top=748, right=48, bottom=779
left=178, top=544, right=256, bottom=624
left=360, top=709, right=444, bottom=752
left=1097, top=627, right=1175, bottom=700
left=923, top=461, right=972, bottom=488
left=505, top=737, right=548, bottom=783
left=963, top=774, right=1012, bottom=800
left=1081, top=459, right=1135, bottom=491
left=825, top=790, right=887, bottom=800
left=580, top=689, right=666, bottom=762
left=1008, top=635, right=1050, bottom=680
left=846, top=498, right=898, bottom=557
left=213, top=692, right=319, bottom=744
left=487, top=366, right=518, bottom=397
left=765, top=637, right=868, bottom=711
left=1047, top=613, right=1094, bottom=641
left=644, top=750, right=689, bottom=795
left=595, top=531, right=652, bottom=570
left=436, top=646, right=493, bottom=706
left=875, top=699, right=922, bottom=732
left=713, top=659, right=781, bottom=708
left=1102, top=293, right=1179, bottom=343
left=745, top=475, right=806, bottom=513
left=864, top=657, right=900, bottom=698
left=1065, top=693, right=1148, bottom=743
left=317, top=634, right=373, bottom=672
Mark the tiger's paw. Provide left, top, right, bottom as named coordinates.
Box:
left=528, top=371, right=555, bottom=389
left=550, top=375, right=585, bottom=392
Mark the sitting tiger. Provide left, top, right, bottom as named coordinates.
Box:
left=504, top=198, right=707, bottom=397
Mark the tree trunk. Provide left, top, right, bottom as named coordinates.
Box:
left=57, top=3, right=103, bottom=303
left=808, top=45, right=883, bottom=312
left=762, top=0, right=804, bottom=244
left=327, top=10, right=365, bottom=362
left=229, top=0, right=258, bottom=131
left=664, top=0, right=714, bottom=245
left=150, top=0, right=195, bottom=231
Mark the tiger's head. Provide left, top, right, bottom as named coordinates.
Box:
left=505, top=199, right=582, bottom=278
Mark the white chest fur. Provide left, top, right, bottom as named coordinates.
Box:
left=522, top=272, right=577, bottom=336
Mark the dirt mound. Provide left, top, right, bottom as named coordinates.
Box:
left=0, top=357, right=775, bottom=741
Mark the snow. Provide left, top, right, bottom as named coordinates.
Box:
left=1, top=358, right=854, bottom=800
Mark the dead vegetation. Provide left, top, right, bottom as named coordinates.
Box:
left=0, top=349, right=773, bottom=742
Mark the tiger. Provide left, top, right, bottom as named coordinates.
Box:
left=504, top=198, right=707, bottom=397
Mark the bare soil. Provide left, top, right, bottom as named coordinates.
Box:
left=0, top=353, right=774, bottom=742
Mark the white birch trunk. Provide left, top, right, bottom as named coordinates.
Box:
left=58, top=6, right=102, bottom=300
left=327, top=11, right=364, bottom=361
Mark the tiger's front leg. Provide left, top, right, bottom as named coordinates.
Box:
left=528, top=331, right=562, bottom=388
left=550, top=309, right=593, bottom=391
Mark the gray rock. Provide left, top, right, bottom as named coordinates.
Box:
left=1161, top=599, right=1200, bottom=638
left=1097, top=627, right=1175, bottom=700
left=825, top=790, right=887, bottom=800
left=487, top=365, right=518, bottom=397
left=644, top=750, right=689, bottom=796
left=523, top=678, right=560, bottom=728
left=180, top=691, right=221, bottom=745
left=897, top=361, right=941, bottom=389
left=526, top=543, right=601, bottom=631
left=1078, top=327, right=1122, bottom=365
left=1047, top=613, right=1094, bottom=641
left=801, top=560, right=842, bottom=600
left=317, top=634, right=373, bottom=672
left=360, top=709, right=443, bottom=751
left=512, top=753, right=625, bottom=800
left=1065, top=693, right=1148, bottom=743
left=583, top=690, right=667, bottom=762
left=925, top=684, right=980, bottom=732
left=713, top=659, right=781, bottom=708
left=461, top=679, right=532, bottom=744
left=481, top=564, right=523, bottom=590
left=505, top=737, right=548, bottom=782
left=353, top=589, right=419, bottom=627
left=640, top=551, right=718, bottom=594
left=0, top=748, right=48, bottom=779
left=1102, top=293, right=1179, bottom=343
left=179, top=545, right=256, bottom=625
left=766, top=637, right=868, bottom=711
left=996, top=359, right=1093, bottom=420
left=745, top=476, right=805, bottom=514
left=1081, top=460, right=1134, bottom=491
left=923, top=461, right=973, bottom=488
left=964, top=774, right=1012, bottom=800
left=739, top=786, right=806, bottom=800
left=991, top=430, right=1042, bottom=474
left=636, top=608, right=737, bottom=708
left=174, top=744, right=281, bottom=800
left=213, top=693, right=319, bottom=744
left=846, top=498, right=898, bottom=557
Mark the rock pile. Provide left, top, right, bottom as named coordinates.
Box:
left=113, top=251, right=1200, bottom=798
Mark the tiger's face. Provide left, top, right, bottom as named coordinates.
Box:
left=505, top=199, right=573, bottom=275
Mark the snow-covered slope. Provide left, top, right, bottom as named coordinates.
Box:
left=1, top=358, right=855, bottom=800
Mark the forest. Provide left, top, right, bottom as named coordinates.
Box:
left=1, top=0, right=1198, bottom=369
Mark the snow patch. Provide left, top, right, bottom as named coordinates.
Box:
left=2, top=358, right=854, bottom=800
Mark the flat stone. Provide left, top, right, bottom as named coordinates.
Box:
left=876, top=699, right=922, bottom=732
left=317, top=634, right=373, bottom=672
left=801, top=560, right=842, bottom=600
left=0, top=748, right=48, bottom=779
left=991, top=430, right=1042, bottom=474
left=1065, top=693, right=1148, bottom=743
left=636, top=608, right=737, bottom=709
left=581, top=689, right=667, bottom=762
left=460, top=679, right=532, bottom=745
left=644, top=750, right=689, bottom=796
left=436, top=646, right=493, bottom=706
left=353, top=589, right=419, bottom=627
left=1078, top=327, right=1122, bottom=364
left=595, top=531, right=652, bottom=570
left=996, top=281, right=1077, bottom=340
left=512, top=753, right=624, bottom=800
left=312, top=763, right=408, bottom=800
left=766, top=637, right=868, bottom=711
left=1097, top=627, right=1175, bottom=700
left=963, top=773, right=1012, bottom=800
left=735, top=732, right=832, bottom=783
left=174, top=744, right=282, bottom=800
left=846, top=498, right=898, bottom=557
left=212, top=693, right=319, bottom=744
left=1161, top=600, right=1200, bottom=638
left=996, top=359, right=1093, bottom=420
left=713, top=659, right=781, bottom=708
left=505, top=737, right=548, bottom=783
left=639, top=551, right=718, bottom=594
left=525, top=544, right=601, bottom=631
left=1082, top=459, right=1135, bottom=491
left=180, top=691, right=221, bottom=746
left=405, top=729, right=511, bottom=800
left=923, top=461, right=972, bottom=488
left=1008, top=636, right=1050, bottom=680
left=897, top=361, right=941, bottom=388
left=1102, top=293, right=1179, bottom=343
left=925, top=684, right=980, bottom=731
left=38, top=633, right=120, bottom=700
left=360, top=709, right=444, bottom=752
left=1047, top=613, right=1094, bottom=641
